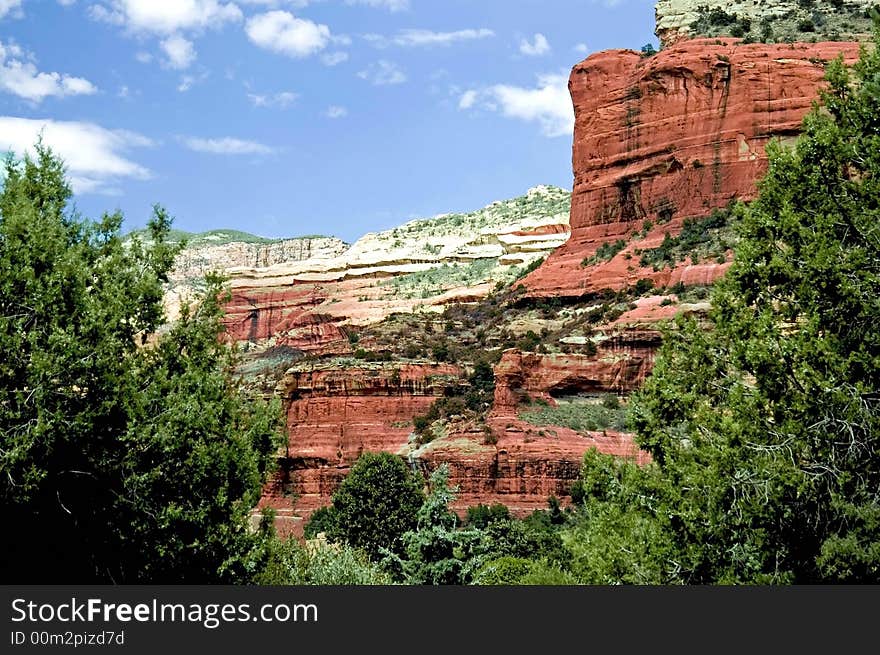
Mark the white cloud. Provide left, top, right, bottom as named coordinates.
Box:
left=160, top=34, right=197, bottom=69
left=321, top=51, right=348, bottom=66
left=459, top=73, right=574, bottom=138
left=365, top=28, right=494, bottom=48
left=0, top=41, right=22, bottom=58
left=345, top=0, right=408, bottom=11
left=519, top=33, right=550, bottom=57
left=88, top=4, right=124, bottom=25
left=135, top=50, right=153, bottom=63
left=458, top=89, right=477, bottom=110
left=58, top=0, right=77, bottom=7
left=0, top=0, right=22, bottom=19
left=357, top=59, right=405, bottom=85
left=0, top=116, right=152, bottom=193
left=245, top=10, right=332, bottom=58
left=182, top=136, right=274, bottom=155
left=176, top=70, right=209, bottom=92
left=0, top=40, right=97, bottom=103
left=89, top=0, right=242, bottom=34
left=240, top=0, right=309, bottom=5
left=324, top=105, right=347, bottom=118
left=573, top=43, right=589, bottom=55
left=248, top=90, right=297, bottom=108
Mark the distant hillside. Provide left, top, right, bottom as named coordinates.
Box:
left=126, top=228, right=330, bottom=247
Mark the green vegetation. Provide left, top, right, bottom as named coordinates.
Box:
left=411, top=360, right=496, bottom=444
left=256, top=533, right=393, bottom=585
left=382, top=258, right=500, bottom=299
left=581, top=239, right=627, bottom=267
left=383, top=465, right=571, bottom=584
left=638, top=204, right=738, bottom=271
left=519, top=398, right=630, bottom=433
left=383, top=186, right=570, bottom=244
left=126, top=227, right=292, bottom=246
left=513, top=256, right=546, bottom=282
left=318, top=452, right=425, bottom=561
left=689, top=2, right=878, bottom=43
left=0, top=144, right=283, bottom=583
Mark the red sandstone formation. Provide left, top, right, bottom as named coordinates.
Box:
left=419, top=420, right=648, bottom=517
left=507, top=224, right=571, bottom=238
left=420, top=345, right=656, bottom=515
left=263, top=346, right=656, bottom=535
left=524, top=38, right=861, bottom=298
left=260, top=362, right=461, bottom=534
left=222, top=285, right=352, bottom=355
left=492, top=342, right=659, bottom=415
left=258, top=37, right=867, bottom=532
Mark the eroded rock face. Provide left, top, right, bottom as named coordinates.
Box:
left=416, top=420, right=646, bottom=517
left=416, top=343, right=656, bottom=515
left=260, top=362, right=461, bottom=534
left=172, top=237, right=349, bottom=281
left=492, top=339, right=659, bottom=415
left=165, top=237, right=348, bottom=322
left=263, top=341, right=657, bottom=534
left=524, top=38, right=860, bottom=298
left=215, top=185, right=571, bottom=354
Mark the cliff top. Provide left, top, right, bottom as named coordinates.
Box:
left=655, top=0, right=878, bottom=46
left=126, top=227, right=335, bottom=247
left=349, top=184, right=570, bottom=255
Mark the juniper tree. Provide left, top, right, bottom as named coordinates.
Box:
left=0, top=143, right=281, bottom=583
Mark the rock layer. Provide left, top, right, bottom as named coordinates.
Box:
left=260, top=362, right=461, bottom=534
left=263, top=344, right=655, bottom=534
left=219, top=186, right=571, bottom=353
left=492, top=339, right=659, bottom=415
left=524, top=38, right=860, bottom=298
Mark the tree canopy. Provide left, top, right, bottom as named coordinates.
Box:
left=0, top=143, right=282, bottom=583
left=323, top=451, right=425, bottom=561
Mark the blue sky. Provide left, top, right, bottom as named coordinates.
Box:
left=0, top=0, right=656, bottom=242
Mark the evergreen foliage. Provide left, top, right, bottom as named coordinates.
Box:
left=0, top=143, right=282, bottom=583
left=324, top=451, right=425, bottom=561
left=568, top=25, right=880, bottom=583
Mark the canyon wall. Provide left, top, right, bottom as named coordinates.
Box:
left=523, top=38, right=861, bottom=298
left=262, top=352, right=652, bottom=535
left=260, top=362, right=460, bottom=534
left=220, top=185, right=571, bottom=355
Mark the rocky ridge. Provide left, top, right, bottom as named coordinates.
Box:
left=656, top=0, right=877, bottom=47
left=522, top=37, right=861, bottom=298
left=217, top=185, right=571, bottom=355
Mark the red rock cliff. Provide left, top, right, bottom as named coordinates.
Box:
left=260, top=362, right=461, bottom=533
left=524, top=38, right=861, bottom=297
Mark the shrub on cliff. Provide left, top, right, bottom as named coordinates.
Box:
left=0, top=143, right=282, bottom=583
left=325, top=451, right=424, bottom=561
left=588, top=23, right=880, bottom=583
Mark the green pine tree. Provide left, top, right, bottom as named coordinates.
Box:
left=626, top=24, right=880, bottom=583
left=0, top=143, right=282, bottom=583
